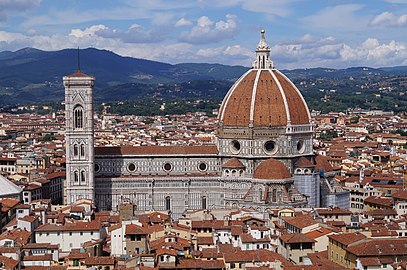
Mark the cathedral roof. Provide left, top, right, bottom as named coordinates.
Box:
left=315, top=155, right=334, bottom=172
left=218, top=30, right=310, bottom=129
left=253, top=158, right=291, bottom=180
left=222, top=158, right=245, bottom=169
left=95, top=145, right=218, bottom=156
left=66, top=70, right=92, bottom=78
left=295, top=157, right=315, bottom=168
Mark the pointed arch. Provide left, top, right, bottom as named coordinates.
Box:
left=73, top=144, right=79, bottom=157
left=80, top=144, right=85, bottom=157
left=73, top=105, right=84, bottom=129
left=80, top=170, right=86, bottom=183
left=74, top=171, right=79, bottom=183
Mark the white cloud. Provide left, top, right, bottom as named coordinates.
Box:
left=2, top=24, right=407, bottom=69
left=175, top=18, right=192, bottom=27
left=69, top=25, right=108, bottom=39
left=197, top=16, right=213, bottom=28
left=196, top=45, right=252, bottom=65
left=179, top=14, right=238, bottom=44
left=0, top=31, right=26, bottom=43
left=300, top=34, right=315, bottom=43
left=69, top=24, right=167, bottom=44
left=370, top=12, right=407, bottom=27
left=271, top=37, right=407, bottom=69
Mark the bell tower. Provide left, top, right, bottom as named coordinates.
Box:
left=64, top=69, right=95, bottom=204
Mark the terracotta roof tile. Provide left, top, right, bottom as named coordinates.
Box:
left=220, top=70, right=256, bottom=126
left=346, top=238, right=407, bottom=256
left=126, top=224, right=147, bottom=235
left=315, top=155, right=333, bottom=172
left=222, top=158, right=245, bottom=169
left=280, top=233, right=316, bottom=244
left=219, top=69, right=309, bottom=127
left=283, top=214, right=317, bottom=229
left=84, top=256, right=115, bottom=265
left=295, top=157, right=315, bottom=168
left=197, top=236, right=214, bottom=245
left=223, top=249, right=290, bottom=264
left=66, top=71, right=92, bottom=78
left=35, top=220, right=100, bottom=232
left=253, top=158, right=291, bottom=180
left=274, top=70, right=309, bottom=125
left=328, top=232, right=366, bottom=246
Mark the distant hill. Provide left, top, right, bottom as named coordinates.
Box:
left=0, top=47, right=406, bottom=105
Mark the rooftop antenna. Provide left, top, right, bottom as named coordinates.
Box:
left=77, top=47, right=81, bottom=72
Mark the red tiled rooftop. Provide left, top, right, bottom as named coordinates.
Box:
left=328, top=232, right=366, bottom=246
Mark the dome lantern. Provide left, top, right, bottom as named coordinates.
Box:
left=253, top=29, right=273, bottom=69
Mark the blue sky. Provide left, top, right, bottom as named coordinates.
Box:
left=1, top=0, right=407, bottom=68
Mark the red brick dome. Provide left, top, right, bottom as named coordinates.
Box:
left=218, top=69, right=310, bottom=128
left=253, top=158, right=292, bottom=180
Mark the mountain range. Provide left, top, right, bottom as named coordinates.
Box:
left=0, top=47, right=406, bottom=105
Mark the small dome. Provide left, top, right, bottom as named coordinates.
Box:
left=253, top=158, right=292, bottom=180
left=222, top=158, right=246, bottom=169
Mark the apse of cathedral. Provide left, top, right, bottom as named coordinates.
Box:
left=64, top=30, right=349, bottom=219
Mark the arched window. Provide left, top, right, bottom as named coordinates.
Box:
left=73, top=144, right=78, bottom=157
left=165, top=196, right=171, bottom=211
left=259, top=189, right=263, bottom=201
left=80, top=144, right=85, bottom=157
left=81, top=170, right=86, bottom=183
left=74, top=171, right=79, bottom=183
left=202, top=196, right=207, bottom=209
left=272, top=189, right=277, bottom=202
left=73, top=105, right=84, bottom=129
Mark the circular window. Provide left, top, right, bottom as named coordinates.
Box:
left=94, top=164, right=100, bottom=172
left=127, top=163, right=136, bottom=172
left=264, top=140, right=277, bottom=155
left=297, top=140, right=305, bottom=153
left=198, top=162, right=208, bottom=172
left=230, top=140, right=241, bottom=154
left=163, top=163, right=172, bottom=172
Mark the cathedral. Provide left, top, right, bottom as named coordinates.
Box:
left=64, top=30, right=349, bottom=219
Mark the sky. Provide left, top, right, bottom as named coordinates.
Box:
left=1, top=0, right=407, bottom=69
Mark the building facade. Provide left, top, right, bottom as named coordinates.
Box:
left=64, top=30, right=348, bottom=219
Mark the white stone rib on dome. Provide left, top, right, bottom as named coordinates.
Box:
left=275, top=69, right=311, bottom=123
left=218, top=69, right=253, bottom=122
left=269, top=69, right=291, bottom=125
